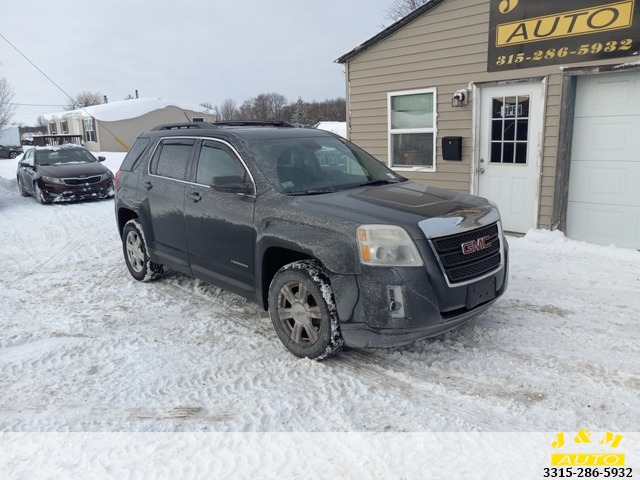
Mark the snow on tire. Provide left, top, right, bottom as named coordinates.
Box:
left=122, top=219, right=164, bottom=282
left=268, top=259, right=344, bottom=360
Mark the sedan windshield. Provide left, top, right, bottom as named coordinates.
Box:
left=35, top=148, right=97, bottom=166
left=249, top=136, right=406, bottom=195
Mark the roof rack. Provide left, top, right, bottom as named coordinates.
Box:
left=151, top=123, right=216, bottom=131
left=151, top=120, right=295, bottom=131
left=211, top=121, right=295, bottom=128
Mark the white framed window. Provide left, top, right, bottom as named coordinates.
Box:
left=61, top=121, right=69, bottom=134
left=388, top=88, right=437, bottom=171
left=84, top=118, right=96, bottom=143
left=49, top=122, right=57, bottom=135
left=191, top=117, right=204, bottom=123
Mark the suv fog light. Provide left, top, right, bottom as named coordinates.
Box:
left=387, top=286, right=405, bottom=319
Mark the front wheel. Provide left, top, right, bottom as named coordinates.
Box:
left=17, top=176, right=29, bottom=197
left=268, top=260, right=343, bottom=360
left=122, top=219, right=164, bottom=281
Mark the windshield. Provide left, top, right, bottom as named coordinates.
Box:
left=35, top=148, right=97, bottom=166
left=249, top=136, right=406, bottom=194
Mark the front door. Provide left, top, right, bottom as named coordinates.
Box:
left=477, top=82, right=544, bottom=233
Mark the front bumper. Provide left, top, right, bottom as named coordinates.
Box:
left=40, top=181, right=114, bottom=203
left=334, top=244, right=509, bottom=349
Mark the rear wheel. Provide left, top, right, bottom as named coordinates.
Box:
left=122, top=219, right=164, bottom=281
left=268, top=260, right=343, bottom=360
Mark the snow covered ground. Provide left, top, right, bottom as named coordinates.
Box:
left=0, top=151, right=639, bottom=477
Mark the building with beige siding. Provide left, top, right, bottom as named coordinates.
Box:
left=43, top=98, right=215, bottom=153
left=337, top=0, right=640, bottom=249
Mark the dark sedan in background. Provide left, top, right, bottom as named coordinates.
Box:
left=17, top=145, right=114, bottom=204
left=0, top=144, right=23, bottom=159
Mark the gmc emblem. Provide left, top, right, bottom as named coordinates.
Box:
left=461, top=236, right=492, bottom=255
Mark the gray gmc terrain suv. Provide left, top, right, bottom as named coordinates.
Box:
left=114, top=122, right=508, bottom=359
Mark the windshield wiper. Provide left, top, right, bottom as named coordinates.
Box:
left=359, top=179, right=400, bottom=187
left=288, top=187, right=338, bottom=196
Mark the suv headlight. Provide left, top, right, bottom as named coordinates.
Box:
left=357, top=225, right=424, bottom=267
left=40, top=176, right=64, bottom=185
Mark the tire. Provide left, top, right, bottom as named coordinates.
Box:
left=268, top=260, right=344, bottom=360
left=33, top=182, right=49, bottom=204
left=17, top=176, right=29, bottom=197
left=9, top=152, right=17, bottom=159
left=122, top=219, right=164, bottom=282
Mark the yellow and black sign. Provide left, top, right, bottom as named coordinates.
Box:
left=488, top=0, right=640, bottom=71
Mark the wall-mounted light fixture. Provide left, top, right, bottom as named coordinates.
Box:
left=452, top=89, right=468, bottom=107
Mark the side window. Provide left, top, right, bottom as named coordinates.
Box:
left=149, top=139, right=195, bottom=181
left=121, top=137, right=151, bottom=171
left=388, top=88, right=436, bottom=171
left=195, top=142, right=246, bottom=185
left=24, top=149, right=34, bottom=165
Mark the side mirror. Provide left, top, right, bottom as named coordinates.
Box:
left=18, top=161, right=33, bottom=169
left=212, top=175, right=253, bottom=194
left=98, top=156, right=106, bottom=162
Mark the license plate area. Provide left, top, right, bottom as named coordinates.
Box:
left=466, top=276, right=497, bottom=309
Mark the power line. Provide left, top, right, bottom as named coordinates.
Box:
left=0, top=31, right=129, bottom=148
left=10, top=103, right=66, bottom=107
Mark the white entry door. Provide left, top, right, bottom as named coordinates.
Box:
left=477, top=83, right=544, bottom=233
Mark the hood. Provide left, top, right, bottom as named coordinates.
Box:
left=294, top=180, right=500, bottom=239
left=38, top=161, right=109, bottom=178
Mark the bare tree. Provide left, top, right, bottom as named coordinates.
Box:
left=0, top=77, right=17, bottom=129
left=199, top=101, right=214, bottom=110
left=65, top=91, right=104, bottom=110
left=239, top=93, right=288, bottom=121
left=383, top=0, right=429, bottom=23
left=215, top=98, right=238, bottom=121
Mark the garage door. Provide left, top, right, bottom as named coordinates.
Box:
left=567, top=72, right=640, bottom=249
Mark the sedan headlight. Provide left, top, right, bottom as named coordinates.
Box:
left=100, top=172, right=113, bottom=181
left=40, top=175, right=65, bottom=185
left=357, top=225, right=424, bottom=267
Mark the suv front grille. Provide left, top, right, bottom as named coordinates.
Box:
left=430, top=222, right=502, bottom=284
left=63, top=176, right=102, bottom=186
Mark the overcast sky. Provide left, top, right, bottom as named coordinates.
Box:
left=2, top=1, right=392, bottom=126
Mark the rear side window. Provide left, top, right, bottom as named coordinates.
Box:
left=120, top=137, right=151, bottom=171
left=149, top=139, right=195, bottom=181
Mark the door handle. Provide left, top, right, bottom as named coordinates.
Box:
left=187, top=192, right=202, bottom=203
left=143, top=181, right=152, bottom=190
left=479, top=168, right=485, bottom=174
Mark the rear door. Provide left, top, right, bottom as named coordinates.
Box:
left=184, top=139, right=256, bottom=296
left=144, top=138, right=195, bottom=272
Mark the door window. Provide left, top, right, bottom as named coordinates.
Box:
left=490, top=95, right=529, bottom=164
left=149, top=139, right=195, bottom=181
left=195, top=142, right=246, bottom=185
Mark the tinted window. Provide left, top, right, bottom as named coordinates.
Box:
left=121, top=137, right=151, bottom=171
left=150, top=139, right=195, bottom=181
left=195, top=142, right=245, bottom=185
